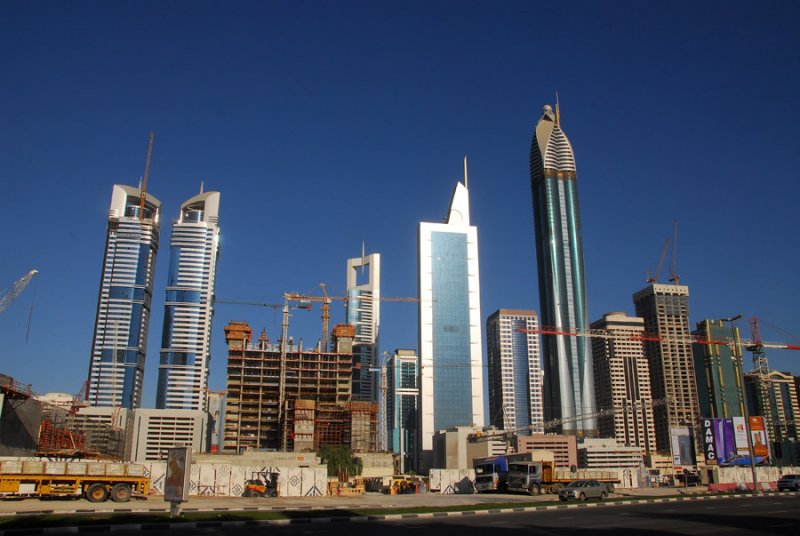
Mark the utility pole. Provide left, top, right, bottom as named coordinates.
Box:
left=722, top=314, right=758, bottom=492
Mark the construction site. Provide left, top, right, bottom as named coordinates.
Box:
left=222, top=319, right=378, bottom=454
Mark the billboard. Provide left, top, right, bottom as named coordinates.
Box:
left=164, top=446, right=192, bottom=503
left=700, top=416, right=770, bottom=466
left=669, top=426, right=696, bottom=469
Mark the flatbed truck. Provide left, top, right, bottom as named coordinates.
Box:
left=0, top=460, right=150, bottom=502
left=507, top=460, right=619, bottom=495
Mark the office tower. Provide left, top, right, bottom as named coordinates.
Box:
left=529, top=103, right=596, bottom=435
left=87, top=185, right=161, bottom=409
left=745, top=369, right=800, bottom=447
left=387, top=349, right=419, bottom=473
left=590, top=312, right=657, bottom=453
left=418, top=178, right=484, bottom=469
left=156, top=191, right=221, bottom=411
left=633, top=283, right=700, bottom=453
left=486, top=309, right=544, bottom=434
left=692, top=319, right=745, bottom=418
left=346, top=252, right=381, bottom=402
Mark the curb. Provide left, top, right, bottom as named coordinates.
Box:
left=1, top=491, right=796, bottom=535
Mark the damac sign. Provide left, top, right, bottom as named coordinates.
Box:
left=701, top=419, right=717, bottom=464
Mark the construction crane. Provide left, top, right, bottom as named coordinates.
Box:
left=646, top=238, right=670, bottom=284
left=470, top=397, right=671, bottom=444
left=668, top=220, right=680, bottom=285
left=0, top=269, right=38, bottom=314
left=518, top=325, right=800, bottom=352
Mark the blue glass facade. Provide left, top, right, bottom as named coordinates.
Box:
left=430, top=231, right=472, bottom=431
left=510, top=319, right=532, bottom=429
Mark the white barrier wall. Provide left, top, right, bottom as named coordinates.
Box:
left=143, top=462, right=328, bottom=497
left=428, top=468, right=475, bottom=494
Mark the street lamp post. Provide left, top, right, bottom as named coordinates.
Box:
left=721, top=314, right=758, bottom=492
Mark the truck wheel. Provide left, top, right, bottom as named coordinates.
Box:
left=243, top=489, right=256, bottom=497
left=529, top=484, right=541, bottom=496
left=578, top=492, right=586, bottom=502
left=86, top=483, right=109, bottom=503
left=110, top=484, right=131, bottom=503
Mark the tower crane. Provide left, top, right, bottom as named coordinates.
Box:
left=0, top=270, right=38, bottom=314
left=517, top=325, right=800, bottom=352
left=646, top=239, right=670, bottom=284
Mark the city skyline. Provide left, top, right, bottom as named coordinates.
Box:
left=2, top=2, right=799, bottom=406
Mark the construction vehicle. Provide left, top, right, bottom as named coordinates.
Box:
left=0, top=459, right=150, bottom=502
left=242, top=471, right=279, bottom=497
left=506, top=460, right=619, bottom=496
left=473, top=452, right=534, bottom=493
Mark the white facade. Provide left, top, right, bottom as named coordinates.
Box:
left=486, top=309, right=543, bottom=434
left=590, top=312, right=657, bottom=453
left=346, top=252, right=380, bottom=402
left=578, top=437, right=644, bottom=468
left=156, top=191, right=220, bottom=411
left=128, top=408, right=207, bottom=462
left=418, top=181, right=484, bottom=470
left=88, top=185, right=161, bottom=409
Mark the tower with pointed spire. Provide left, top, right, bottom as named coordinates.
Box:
left=417, top=164, right=484, bottom=470
left=529, top=102, right=597, bottom=436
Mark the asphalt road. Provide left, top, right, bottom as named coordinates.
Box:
left=7, top=493, right=798, bottom=535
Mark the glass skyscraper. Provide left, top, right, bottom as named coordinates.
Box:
left=387, top=349, right=419, bottom=473
left=156, top=191, right=221, bottom=411
left=529, top=103, right=597, bottom=435
left=87, top=185, right=161, bottom=409
left=346, top=252, right=380, bottom=403
left=418, top=179, right=484, bottom=469
left=486, top=309, right=543, bottom=434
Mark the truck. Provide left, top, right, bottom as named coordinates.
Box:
left=473, top=452, right=534, bottom=493
left=0, top=459, right=151, bottom=502
left=506, top=460, right=619, bottom=495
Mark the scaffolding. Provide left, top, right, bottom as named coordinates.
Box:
left=37, top=406, right=125, bottom=459
left=222, top=320, right=379, bottom=453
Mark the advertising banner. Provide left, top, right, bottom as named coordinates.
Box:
left=164, top=446, right=192, bottom=503
left=669, top=426, right=695, bottom=469
left=703, top=416, right=770, bottom=465
left=749, top=416, right=769, bottom=460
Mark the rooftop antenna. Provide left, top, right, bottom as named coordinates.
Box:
left=361, top=240, right=366, bottom=276
left=139, top=131, right=154, bottom=220
left=555, top=92, right=561, bottom=126
left=463, top=155, right=469, bottom=189
left=200, top=180, right=204, bottom=194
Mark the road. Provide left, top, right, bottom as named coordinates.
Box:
left=11, top=494, right=797, bottom=535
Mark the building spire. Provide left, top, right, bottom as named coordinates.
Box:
left=200, top=180, right=204, bottom=194
left=555, top=92, right=561, bottom=126
left=463, top=155, right=469, bottom=190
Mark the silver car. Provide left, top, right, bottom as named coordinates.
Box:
left=558, top=479, right=608, bottom=502
left=777, top=474, right=800, bottom=491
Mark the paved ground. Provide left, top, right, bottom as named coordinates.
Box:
left=0, top=486, right=710, bottom=515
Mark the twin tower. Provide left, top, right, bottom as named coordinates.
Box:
left=86, top=186, right=221, bottom=412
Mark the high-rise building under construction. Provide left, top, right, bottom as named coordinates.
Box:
left=633, top=283, right=700, bottom=452
left=529, top=103, right=596, bottom=435
left=87, top=185, right=161, bottom=409
left=156, top=191, right=221, bottom=411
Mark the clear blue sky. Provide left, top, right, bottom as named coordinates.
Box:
left=2, top=0, right=799, bottom=407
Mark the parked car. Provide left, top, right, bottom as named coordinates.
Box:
left=558, top=479, right=608, bottom=502
left=777, top=474, right=800, bottom=491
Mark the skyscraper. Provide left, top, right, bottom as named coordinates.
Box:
left=156, top=191, right=221, bottom=411
left=692, top=319, right=745, bottom=419
left=346, top=251, right=380, bottom=402
left=87, top=185, right=161, bottom=409
left=486, top=309, right=544, bottom=434
left=590, top=312, right=657, bottom=453
left=633, top=283, right=699, bottom=453
left=529, top=103, right=596, bottom=435
left=418, top=176, right=484, bottom=469
left=387, top=348, right=419, bottom=473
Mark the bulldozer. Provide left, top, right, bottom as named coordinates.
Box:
left=242, top=471, right=280, bottom=497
